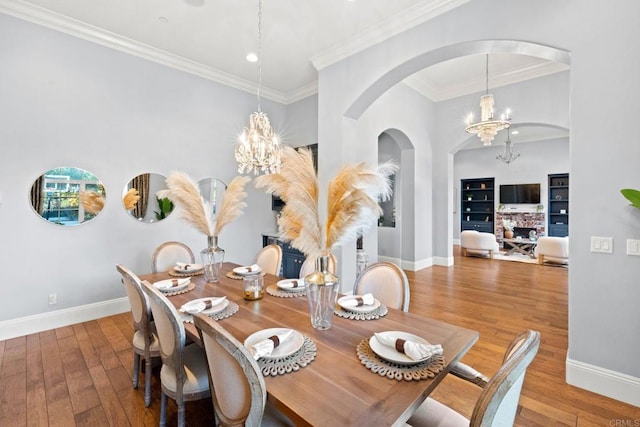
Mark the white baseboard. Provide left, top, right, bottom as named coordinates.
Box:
left=378, top=255, right=402, bottom=266
left=408, top=257, right=433, bottom=271
left=433, top=256, right=454, bottom=267
left=566, top=358, right=640, bottom=407
left=0, top=297, right=130, bottom=341
left=380, top=256, right=451, bottom=269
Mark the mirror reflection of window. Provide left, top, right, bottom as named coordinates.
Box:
left=29, top=167, right=106, bottom=226
left=123, top=173, right=173, bottom=223
left=378, top=173, right=396, bottom=228
left=198, top=178, right=228, bottom=222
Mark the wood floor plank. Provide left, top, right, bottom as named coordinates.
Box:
left=47, top=396, right=75, bottom=427
left=89, top=364, right=130, bottom=427
left=64, top=367, right=101, bottom=415
left=40, top=331, right=69, bottom=405
left=26, top=385, right=49, bottom=427
left=0, top=372, right=27, bottom=426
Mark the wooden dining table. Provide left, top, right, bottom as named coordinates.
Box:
left=141, top=263, right=479, bottom=427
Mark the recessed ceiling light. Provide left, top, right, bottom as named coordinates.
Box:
left=246, top=53, right=259, bottom=63
left=511, top=130, right=520, bottom=135
left=158, top=16, right=168, bottom=23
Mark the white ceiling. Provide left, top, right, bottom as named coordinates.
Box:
left=1, top=0, right=570, bottom=143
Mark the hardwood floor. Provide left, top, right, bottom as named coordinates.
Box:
left=1, top=247, right=638, bottom=426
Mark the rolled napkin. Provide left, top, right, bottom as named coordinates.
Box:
left=248, top=329, right=293, bottom=360
left=180, top=297, right=227, bottom=314
left=236, top=264, right=261, bottom=274
left=175, top=262, right=199, bottom=271
left=278, top=279, right=305, bottom=289
left=374, top=332, right=443, bottom=361
left=155, top=278, right=190, bottom=291
left=341, top=293, right=375, bottom=307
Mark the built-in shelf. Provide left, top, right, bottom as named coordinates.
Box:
left=548, top=173, right=569, bottom=237
left=461, top=177, right=494, bottom=233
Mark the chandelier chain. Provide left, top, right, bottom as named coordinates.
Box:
left=256, top=0, right=263, bottom=112
left=485, top=54, right=489, bottom=95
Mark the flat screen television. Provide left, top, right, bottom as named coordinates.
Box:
left=499, top=183, right=540, bottom=204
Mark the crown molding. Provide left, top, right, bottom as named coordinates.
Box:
left=0, top=0, right=297, bottom=104
left=405, top=60, right=570, bottom=102
left=311, top=0, right=470, bottom=71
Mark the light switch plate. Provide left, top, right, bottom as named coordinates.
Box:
left=591, top=236, right=613, bottom=254
left=627, top=239, right=640, bottom=256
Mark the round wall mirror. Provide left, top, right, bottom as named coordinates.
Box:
left=198, top=177, right=227, bottom=222
left=29, top=166, right=106, bottom=226
left=123, top=173, right=173, bottom=223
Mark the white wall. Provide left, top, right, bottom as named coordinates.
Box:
left=315, top=0, right=640, bottom=406
left=0, top=14, right=315, bottom=325
left=453, top=137, right=570, bottom=240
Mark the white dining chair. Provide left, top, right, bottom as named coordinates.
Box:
left=152, top=241, right=195, bottom=273
left=141, top=281, right=210, bottom=427
left=193, top=313, right=294, bottom=427
left=298, top=252, right=337, bottom=279
left=353, top=262, right=410, bottom=312
left=407, top=330, right=541, bottom=427
left=254, top=244, right=283, bottom=276
left=116, top=264, right=160, bottom=407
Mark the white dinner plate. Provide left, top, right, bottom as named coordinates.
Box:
left=369, top=331, right=431, bottom=365
left=244, top=328, right=304, bottom=360
left=153, top=278, right=190, bottom=293
left=337, top=295, right=381, bottom=313
left=180, top=297, right=228, bottom=315
left=276, top=279, right=306, bottom=292
left=173, top=263, right=203, bottom=274
left=233, top=265, right=262, bottom=276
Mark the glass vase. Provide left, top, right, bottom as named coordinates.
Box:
left=304, top=251, right=340, bottom=330
left=201, top=236, right=225, bottom=283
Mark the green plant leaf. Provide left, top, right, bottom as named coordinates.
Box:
left=621, top=188, right=640, bottom=210
left=154, top=197, right=174, bottom=220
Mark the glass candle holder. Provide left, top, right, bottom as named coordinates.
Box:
left=243, top=274, right=264, bottom=300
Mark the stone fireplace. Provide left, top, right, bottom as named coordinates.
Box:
left=496, top=211, right=545, bottom=244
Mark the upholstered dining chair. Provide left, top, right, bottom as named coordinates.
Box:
left=254, top=244, right=283, bottom=276
left=141, top=281, right=210, bottom=427
left=353, top=262, right=410, bottom=312
left=116, top=264, right=160, bottom=407
left=193, top=313, right=294, bottom=427
left=407, top=330, right=541, bottom=427
left=298, top=252, right=337, bottom=279
left=151, top=241, right=195, bottom=273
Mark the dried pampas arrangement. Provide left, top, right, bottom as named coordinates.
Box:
left=255, top=145, right=396, bottom=259
left=213, top=176, right=251, bottom=237
left=79, top=190, right=105, bottom=215
left=158, top=172, right=250, bottom=238
left=122, top=188, right=140, bottom=211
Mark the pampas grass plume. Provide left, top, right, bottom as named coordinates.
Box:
left=214, top=176, right=251, bottom=237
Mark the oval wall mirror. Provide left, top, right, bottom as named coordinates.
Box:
left=198, top=177, right=227, bottom=222
left=123, top=173, right=173, bottom=223
left=29, top=166, right=106, bottom=226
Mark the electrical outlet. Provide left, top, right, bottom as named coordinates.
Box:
left=48, top=293, right=57, bottom=305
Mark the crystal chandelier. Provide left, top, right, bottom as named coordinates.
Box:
left=235, top=0, right=281, bottom=175
left=465, top=54, right=511, bottom=146
left=496, top=128, right=520, bottom=164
